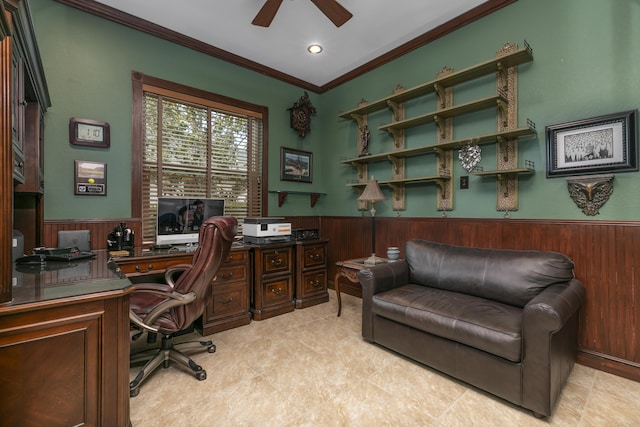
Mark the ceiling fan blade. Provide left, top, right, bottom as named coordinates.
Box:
left=252, top=0, right=284, bottom=27
left=310, top=0, right=353, bottom=27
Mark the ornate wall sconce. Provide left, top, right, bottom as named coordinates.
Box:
left=566, top=174, right=614, bottom=216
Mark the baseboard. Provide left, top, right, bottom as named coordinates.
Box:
left=577, top=348, right=640, bottom=382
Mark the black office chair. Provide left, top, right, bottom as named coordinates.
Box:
left=128, top=216, right=237, bottom=397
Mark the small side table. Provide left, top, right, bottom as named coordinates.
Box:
left=334, top=258, right=387, bottom=316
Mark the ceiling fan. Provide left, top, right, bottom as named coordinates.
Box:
left=252, top=0, right=353, bottom=28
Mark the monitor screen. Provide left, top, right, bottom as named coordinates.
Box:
left=156, top=197, right=225, bottom=246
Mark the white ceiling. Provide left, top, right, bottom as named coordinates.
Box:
left=91, top=0, right=491, bottom=88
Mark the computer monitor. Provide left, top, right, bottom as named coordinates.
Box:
left=156, top=197, right=225, bottom=247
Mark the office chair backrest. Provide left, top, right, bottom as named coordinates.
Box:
left=171, top=216, right=237, bottom=330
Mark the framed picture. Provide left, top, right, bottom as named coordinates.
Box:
left=546, top=110, right=638, bottom=177
left=74, top=160, right=107, bottom=195
left=280, top=147, right=312, bottom=183
left=69, top=117, right=110, bottom=148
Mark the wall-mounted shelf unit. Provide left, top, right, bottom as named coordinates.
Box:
left=339, top=41, right=534, bottom=213
left=269, top=190, right=326, bottom=207
left=338, top=43, right=533, bottom=120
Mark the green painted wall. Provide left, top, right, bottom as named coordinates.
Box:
left=31, top=0, right=640, bottom=220
left=30, top=0, right=326, bottom=219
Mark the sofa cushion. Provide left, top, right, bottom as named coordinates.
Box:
left=373, top=284, right=523, bottom=362
left=405, top=239, right=575, bottom=308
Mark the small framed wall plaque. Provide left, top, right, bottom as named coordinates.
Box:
left=69, top=117, right=110, bottom=148
left=74, top=160, right=107, bottom=195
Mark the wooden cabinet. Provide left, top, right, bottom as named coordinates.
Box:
left=198, top=246, right=251, bottom=334
left=0, top=255, right=133, bottom=427
left=14, top=102, right=44, bottom=193
left=251, top=242, right=295, bottom=320
left=295, top=239, right=329, bottom=308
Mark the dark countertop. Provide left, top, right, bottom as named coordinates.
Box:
left=7, top=250, right=132, bottom=307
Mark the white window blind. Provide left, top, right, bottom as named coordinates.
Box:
left=140, top=90, right=263, bottom=244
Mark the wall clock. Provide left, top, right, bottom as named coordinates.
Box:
left=69, top=117, right=110, bottom=148
left=288, top=92, right=316, bottom=138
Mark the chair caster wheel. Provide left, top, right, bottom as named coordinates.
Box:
left=208, top=344, right=217, bottom=353
left=130, top=388, right=140, bottom=397
left=196, top=370, right=207, bottom=381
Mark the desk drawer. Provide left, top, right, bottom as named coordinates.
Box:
left=301, top=270, right=327, bottom=294
left=215, top=264, right=246, bottom=284
left=261, top=248, right=292, bottom=274
left=224, top=250, right=248, bottom=265
left=262, top=276, right=293, bottom=305
left=207, top=282, right=248, bottom=319
left=116, top=257, right=190, bottom=276
left=301, top=244, right=327, bottom=269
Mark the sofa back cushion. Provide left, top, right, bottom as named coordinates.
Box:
left=405, top=239, right=575, bottom=307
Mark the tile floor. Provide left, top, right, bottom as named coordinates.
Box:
left=130, top=291, right=640, bottom=427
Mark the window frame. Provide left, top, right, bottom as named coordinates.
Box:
left=131, top=71, right=269, bottom=242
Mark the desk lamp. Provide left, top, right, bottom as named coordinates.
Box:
left=358, top=176, right=386, bottom=266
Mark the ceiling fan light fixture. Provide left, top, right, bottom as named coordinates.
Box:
left=307, top=44, right=323, bottom=54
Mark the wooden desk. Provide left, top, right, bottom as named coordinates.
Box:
left=334, top=258, right=388, bottom=317
left=0, top=251, right=133, bottom=427
left=112, top=245, right=252, bottom=334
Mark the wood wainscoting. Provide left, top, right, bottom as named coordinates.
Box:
left=44, top=215, right=640, bottom=382
left=43, top=218, right=142, bottom=251
left=320, top=216, right=640, bottom=383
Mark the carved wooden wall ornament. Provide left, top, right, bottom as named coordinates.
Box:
left=288, top=92, right=316, bottom=138
left=566, top=174, right=614, bottom=216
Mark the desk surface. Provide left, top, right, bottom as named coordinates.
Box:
left=8, top=250, right=131, bottom=307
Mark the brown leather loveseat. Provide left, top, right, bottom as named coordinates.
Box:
left=359, top=239, right=585, bottom=418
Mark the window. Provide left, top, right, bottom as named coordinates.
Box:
left=132, top=72, right=268, bottom=244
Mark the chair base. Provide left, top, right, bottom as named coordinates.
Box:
left=129, top=333, right=216, bottom=397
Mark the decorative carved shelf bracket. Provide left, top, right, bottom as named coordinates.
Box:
left=434, top=83, right=446, bottom=108
left=496, top=98, right=509, bottom=128
left=387, top=155, right=401, bottom=175
left=434, top=115, right=447, bottom=139
left=351, top=162, right=366, bottom=180
left=388, top=182, right=405, bottom=208
left=496, top=136, right=510, bottom=162
left=387, top=100, right=402, bottom=122
left=350, top=113, right=364, bottom=129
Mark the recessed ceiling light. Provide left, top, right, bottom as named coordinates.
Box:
left=307, top=44, right=323, bottom=54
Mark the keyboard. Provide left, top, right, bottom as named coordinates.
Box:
left=32, top=247, right=96, bottom=262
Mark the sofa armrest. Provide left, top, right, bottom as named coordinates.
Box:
left=522, top=278, right=585, bottom=416
left=523, top=279, right=585, bottom=332
left=359, top=260, right=410, bottom=342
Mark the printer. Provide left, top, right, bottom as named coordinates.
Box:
left=242, top=217, right=292, bottom=244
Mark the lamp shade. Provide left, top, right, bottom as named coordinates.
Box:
left=358, top=176, right=385, bottom=202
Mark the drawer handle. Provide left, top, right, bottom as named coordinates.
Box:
left=219, top=297, right=234, bottom=305
left=271, top=287, right=283, bottom=295
left=309, top=254, right=321, bottom=261
left=270, top=258, right=283, bottom=267
left=220, top=272, right=234, bottom=279
left=309, top=280, right=321, bottom=288
left=135, top=264, right=154, bottom=273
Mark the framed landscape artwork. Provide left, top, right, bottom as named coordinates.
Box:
left=280, top=147, right=312, bottom=183
left=546, top=110, right=638, bottom=177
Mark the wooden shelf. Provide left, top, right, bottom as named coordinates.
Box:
left=472, top=168, right=534, bottom=178
left=341, top=124, right=536, bottom=165
left=347, top=175, right=450, bottom=187
left=269, top=190, right=326, bottom=207
left=378, top=94, right=507, bottom=133
left=338, top=42, right=532, bottom=119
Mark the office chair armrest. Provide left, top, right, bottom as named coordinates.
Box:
left=129, top=310, right=159, bottom=333
left=164, top=264, right=192, bottom=288
left=133, top=289, right=198, bottom=326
